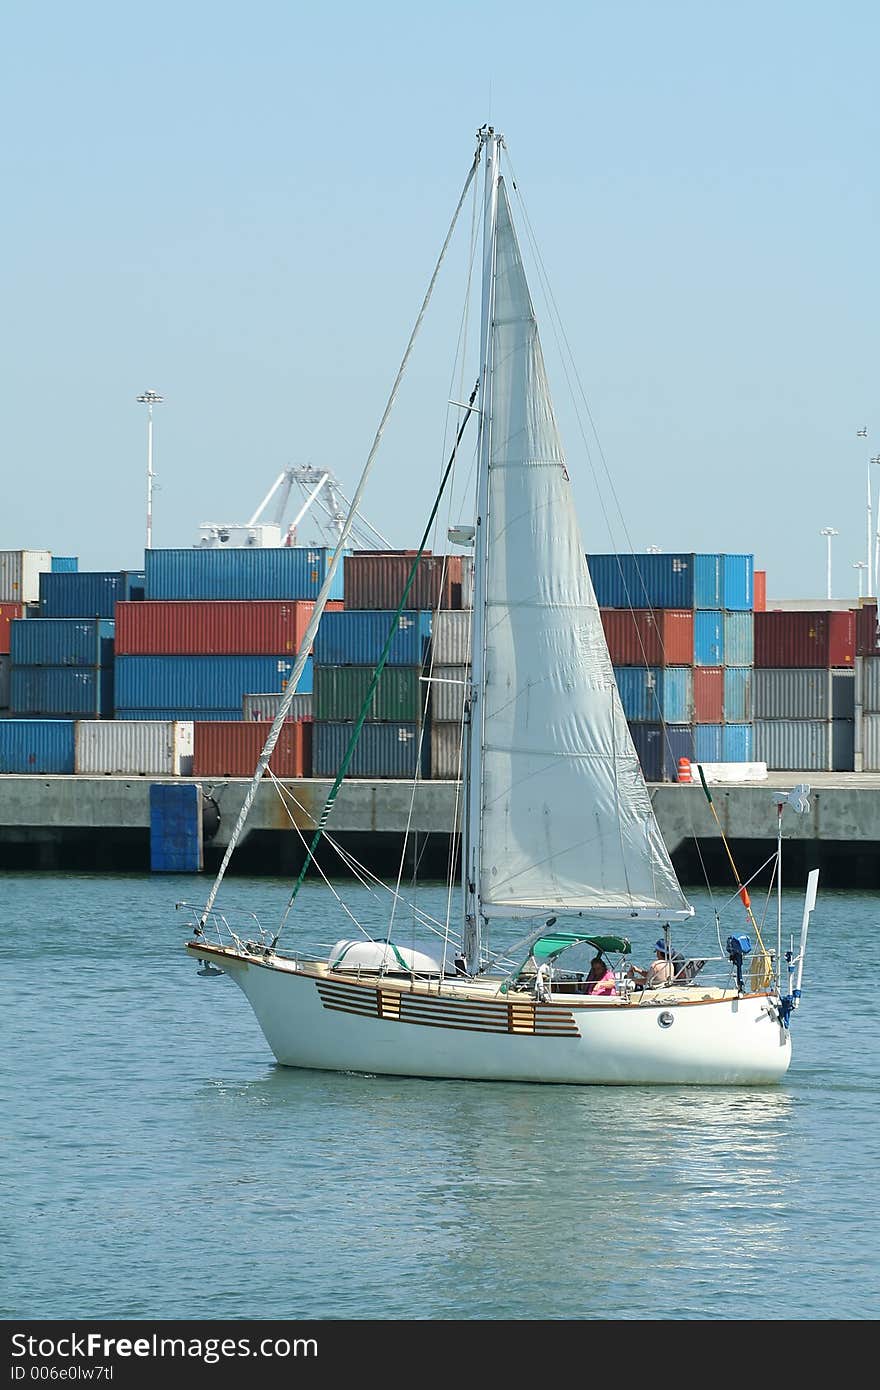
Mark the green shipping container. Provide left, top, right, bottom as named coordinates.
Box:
left=313, top=665, right=425, bottom=722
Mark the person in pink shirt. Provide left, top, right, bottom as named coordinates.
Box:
left=584, top=953, right=617, bottom=996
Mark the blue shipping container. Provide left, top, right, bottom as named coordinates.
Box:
left=587, top=554, right=695, bottom=610
left=314, top=610, right=433, bottom=667
left=10, top=618, right=115, bottom=668
left=722, top=554, right=754, bottom=611
left=694, top=611, right=724, bottom=666
left=116, top=708, right=242, bottom=721
left=693, top=554, right=723, bottom=609
left=114, top=654, right=313, bottom=709
left=628, top=722, right=694, bottom=782
left=50, top=556, right=79, bottom=573
left=694, top=724, right=723, bottom=762
left=0, top=719, right=76, bottom=772
left=39, top=571, right=142, bottom=618
left=613, top=666, right=692, bottom=723
left=10, top=667, right=113, bottom=717
left=723, top=723, right=753, bottom=761
left=723, top=611, right=754, bottom=666
left=312, top=721, right=430, bottom=779
left=723, top=667, right=752, bottom=722
left=144, top=548, right=344, bottom=602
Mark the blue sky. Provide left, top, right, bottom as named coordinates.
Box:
left=2, top=1, right=876, bottom=598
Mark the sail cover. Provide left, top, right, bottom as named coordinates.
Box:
left=475, top=181, right=691, bottom=920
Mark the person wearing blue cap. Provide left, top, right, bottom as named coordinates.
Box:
left=627, top=940, right=675, bottom=989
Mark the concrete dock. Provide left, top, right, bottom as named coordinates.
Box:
left=0, top=772, right=878, bottom=884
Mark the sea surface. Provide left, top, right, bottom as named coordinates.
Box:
left=2, top=870, right=878, bottom=1322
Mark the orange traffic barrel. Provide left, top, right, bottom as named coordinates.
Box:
left=677, top=757, right=692, bottom=783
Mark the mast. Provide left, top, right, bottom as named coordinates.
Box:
left=462, top=126, right=502, bottom=973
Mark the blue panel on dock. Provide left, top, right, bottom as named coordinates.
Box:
left=150, top=783, right=203, bottom=872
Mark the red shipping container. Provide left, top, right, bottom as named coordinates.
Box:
left=754, top=570, right=766, bottom=612
left=343, top=554, right=463, bottom=610
left=0, top=603, right=25, bottom=655
left=600, top=609, right=694, bottom=666
left=114, top=600, right=343, bottom=656
left=193, top=720, right=311, bottom=777
left=856, top=602, right=880, bottom=655
left=693, top=667, right=724, bottom=722
left=755, top=611, right=854, bottom=667
left=828, top=610, right=855, bottom=666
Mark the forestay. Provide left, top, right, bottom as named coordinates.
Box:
left=473, top=181, right=692, bottom=921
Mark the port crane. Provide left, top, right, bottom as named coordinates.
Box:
left=197, top=465, right=392, bottom=550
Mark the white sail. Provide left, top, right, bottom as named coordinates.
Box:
left=474, top=180, right=691, bottom=920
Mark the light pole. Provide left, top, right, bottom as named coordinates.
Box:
left=854, top=560, right=868, bottom=599
left=871, top=456, right=880, bottom=595
left=820, top=527, right=838, bottom=600
left=137, top=390, right=164, bottom=550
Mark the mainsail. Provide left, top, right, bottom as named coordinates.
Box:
left=471, top=179, right=692, bottom=921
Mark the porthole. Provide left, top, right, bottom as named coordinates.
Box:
left=658, top=1011, right=674, bottom=1029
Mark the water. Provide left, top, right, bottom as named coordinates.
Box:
left=2, top=871, right=878, bottom=1321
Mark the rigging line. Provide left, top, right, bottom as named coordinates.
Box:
left=195, top=146, right=481, bottom=932
left=271, top=382, right=481, bottom=948
left=695, top=764, right=769, bottom=952
left=267, top=776, right=456, bottom=938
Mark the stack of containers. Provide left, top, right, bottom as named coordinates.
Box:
left=311, top=553, right=465, bottom=779
left=429, top=611, right=471, bottom=779
left=589, top=553, right=755, bottom=780
left=8, top=618, right=115, bottom=718
left=752, top=610, right=855, bottom=771
left=856, top=603, right=880, bottom=769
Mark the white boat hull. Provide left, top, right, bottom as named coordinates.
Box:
left=190, top=945, right=792, bottom=1085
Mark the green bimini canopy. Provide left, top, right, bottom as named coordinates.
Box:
left=530, top=932, right=632, bottom=963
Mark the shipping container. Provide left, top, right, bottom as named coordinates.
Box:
left=694, top=724, right=723, bottom=762
left=693, top=554, right=723, bottom=609
left=144, top=547, right=344, bottom=602
left=313, top=610, right=433, bottom=667
left=428, top=666, right=468, bottom=722
left=721, top=554, right=754, bottom=611
left=343, top=553, right=463, bottom=610
left=753, top=719, right=829, bottom=771
left=0, top=719, right=75, bottom=772
left=10, top=666, right=113, bottom=717
left=754, top=570, right=766, bottom=612
left=600, top=609, right=694, bottom=666
left=0, top=654, right=9, bottom=708
left=723, top=667, right=752, bottom=722
left=0, top=603, right=25, bottom=654
left=431, top=611, right=472, bottom=666
left=694, top=667, right=724, bottom=722
left=11, top=617, right=114, bottom=668
left=75, top=720, right=194, bottom=775
left=831, top=719, right=854, bottom=772
left=755, top=611, right=855, bottom=668
left=753, top=669, right=832, bottom=719
left=51, top=556, right=79, bottom=572
left=114, top=654, right=312, bottom=710
left=116, top=708, right=241, bottom=721
left=860, top=712, right=880, bottom=770
left=312, top=721, right=430, bottom=779
left=430, top=720, right=464, bottom=779
left=858, top=656, right=880, bottom=712
left=242, top=692, right=313, bottom=721
left=193, top=720, right=311, bottom=778
left=0, top=551, right=52, bottom=603
left=587, top=553, right=695, bottom=609
left=115, top=599, right=341, bottom=656
left=694, top=611, right=724, bottom=666
left=722, top=611, right=754, bottom=666
left=856, top=603, right=880, bottom=656
left=832, top=669, right=855, bottom=719
left=612, top=666, right=693, bottom=723
left=313, top=665, right=426, bottom=722
left=722, top=723, right=753, bottom=762
left=38, top=571, right=142, bottom=618
left=628, top=722, right=694, bottom=782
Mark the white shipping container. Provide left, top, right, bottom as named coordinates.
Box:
left=856, top=656, right=880, bottom=712
left=428, top=665, right=468, bottom=722
left=75, top=720, right=194, bottom=775
left=242, top=692, right=312, bottom=721
left=0, top=654, right=10, bottom=707
left=432, top=611, right=472, bottom=665
left=0, top=550, right=52, bottom=603
left=860, top=712, right=880, bottom=770
left=430, top=720, right=464, bottom=779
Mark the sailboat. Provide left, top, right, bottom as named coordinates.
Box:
left=186, top=126, right=816, bottom=1085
